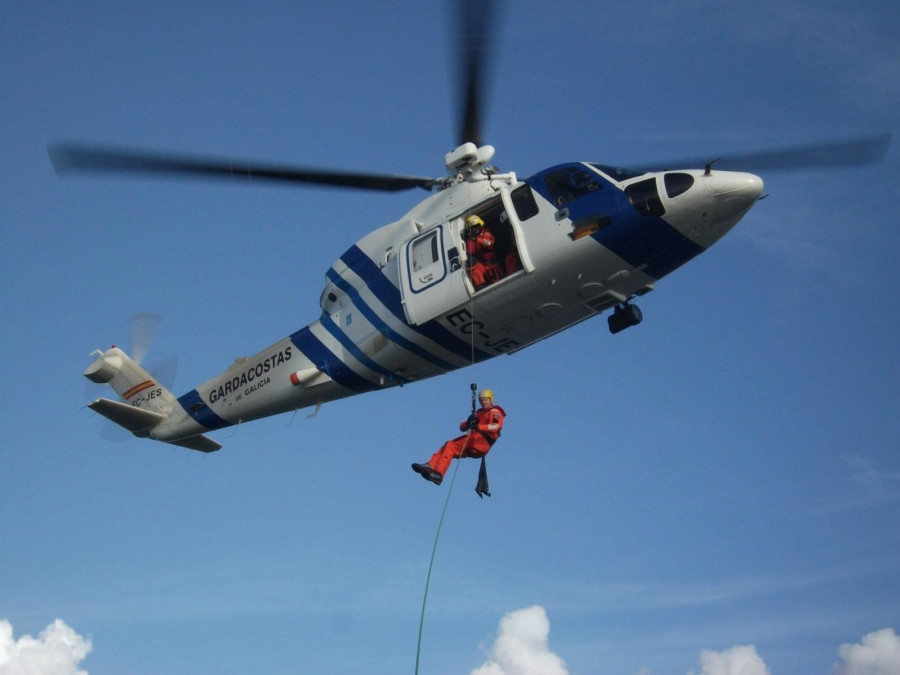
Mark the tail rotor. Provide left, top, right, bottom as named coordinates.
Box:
left=84, top=313, right=178, bottom=442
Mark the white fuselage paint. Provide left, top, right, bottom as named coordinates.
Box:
left=100, top=163, right=761, bottom=446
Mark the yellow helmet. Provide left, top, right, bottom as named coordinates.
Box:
left=466, top=215, right=485, bottom=231
left=478, top=388, right=494, bottom=401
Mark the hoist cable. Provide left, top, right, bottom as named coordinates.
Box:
left=414, top=233, right=480, bottom=675
left=413, top=440, right=466, bottom=674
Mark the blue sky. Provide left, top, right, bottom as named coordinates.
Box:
left=2, top=2, right=899, bottom=674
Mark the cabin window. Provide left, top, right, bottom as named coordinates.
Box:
left=407, top=228, right=447, bottom=293
left=625, top=178, right=665, bottom=217
left=411, top=230, right=439, bottom=271
left=664, top=172, right=694, bottom=198
left=544, top=167, right=602, bottom=207
left=511, top=184, right=539, bottom=221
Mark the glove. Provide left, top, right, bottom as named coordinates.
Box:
left=467, top=414, right=478, bottom=429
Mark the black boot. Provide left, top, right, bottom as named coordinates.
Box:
left=411, top=463, right=443, bottom=485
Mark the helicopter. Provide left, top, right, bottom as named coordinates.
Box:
left=52, top=3, right=890, bottom=453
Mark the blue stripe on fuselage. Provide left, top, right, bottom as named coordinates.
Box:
left=337, top=246, right=493, bottom=363
left=178, top=389, right=230, bottom=431
left=325, top=267, right=457, bottom=372
left=319, top=313, right=407, bottom=385
left=525, top=167, right=703, bottom=280
left=587, top=202, right=704, bottom=280
left=289, top=325, right=381, bottom=394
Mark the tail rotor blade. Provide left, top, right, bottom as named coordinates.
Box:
left=147, top=354, right=178, bottom=392
left=129, top=312, right=161, bottom=365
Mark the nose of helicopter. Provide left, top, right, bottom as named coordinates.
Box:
left=706, top=171, right=764, bottom=227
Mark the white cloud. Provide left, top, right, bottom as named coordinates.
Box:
left=0, top=619, right=92, bottom=675
left=833, top=628, right=900, bottom=675
left=471, top=606, right=568, bottom=675
left=467, top=615, right=900, bottom=675
left=690, top=644, right=770, bottom=675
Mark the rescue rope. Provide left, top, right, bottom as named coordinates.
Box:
left=413, top=439, right=467, bottom=674
left=414, top=251, right=480, bottom=675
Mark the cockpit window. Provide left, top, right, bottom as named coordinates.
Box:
left=589, top=164, right=647, bottom=182
left=544, top=166, right=602, bottom=207
left=664, top=172, right=694, bottom=199
left=625, top=178, right=665, bottom=217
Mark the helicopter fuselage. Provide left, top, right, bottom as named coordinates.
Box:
left=103, top=159, right=761, bottom=447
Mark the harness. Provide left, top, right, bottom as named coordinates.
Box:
left=472, top=405, right=505, bottom=447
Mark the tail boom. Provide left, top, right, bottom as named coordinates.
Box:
left=84, top=347, right=221, bottom=452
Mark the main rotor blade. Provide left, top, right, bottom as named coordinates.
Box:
left=632, top=132, right=891, bottom=173
left=49, top=143, right=436, bottom=192
left=457, top=0, right=497, bottom=147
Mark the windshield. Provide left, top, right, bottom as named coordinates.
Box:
left=589, top=163, right=647, bottom=182
left=543, top=166, right=602, bottom=207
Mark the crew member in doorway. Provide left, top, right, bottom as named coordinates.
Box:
left=412, top=389, right=506, bottom=486
left=464, top=215, right=502, bottom=288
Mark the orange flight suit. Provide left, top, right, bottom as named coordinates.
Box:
left=427, top=404, right=506, bottom=477
left=466, top=228, right=502, bottom=288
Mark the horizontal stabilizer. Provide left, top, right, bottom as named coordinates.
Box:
left=88, top=398, right=164, bottom=435
left=88, top=397, right=221, bottom=452
left=168, top=435, right=222, bottom=453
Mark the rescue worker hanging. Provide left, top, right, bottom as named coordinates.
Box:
left=411, top=388, right=505, bottom=490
